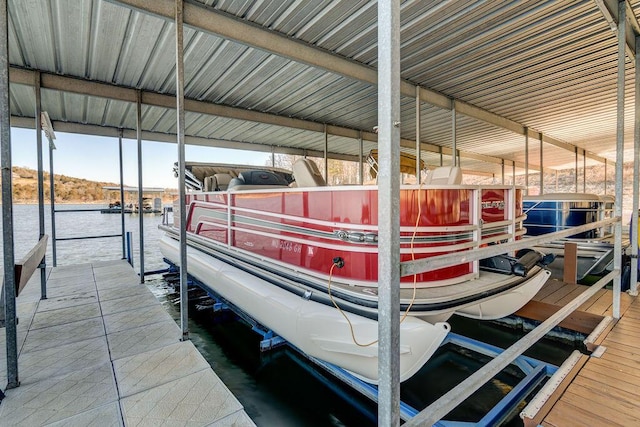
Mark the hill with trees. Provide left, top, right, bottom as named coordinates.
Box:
left=3, top=166, right=175, bottom=204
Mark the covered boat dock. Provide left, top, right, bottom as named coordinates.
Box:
left=3, top=0, right=640, bottom=425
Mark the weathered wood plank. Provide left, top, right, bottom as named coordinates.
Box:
left=600, top=341, right=640, bottom=364
left=14, top=235, right=48, bottom=296
left=578, top=289, right=608, bottom=312
left=514, top=300, right=604, bottom=334
left=563, top=387, right=640, bottom=425
left=522, top=354, right=588, bottom=427
left=572, top=374, right=638, bottom=401
left=533, top=279, right=568, bottom=301
left=541, top=282, right=581, bottom=305
left=554, top=286, right=587, bottom=307
left=578, top=365, right=640, bottom=396
left=544, top=400, right=613, bottom=427
left=585, top=357, right=640, bottom=382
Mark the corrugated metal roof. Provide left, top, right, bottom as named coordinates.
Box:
left=6, top=0, right=640, bottom=178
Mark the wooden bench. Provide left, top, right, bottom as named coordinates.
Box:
left=0, top=235, right=48, bottom=326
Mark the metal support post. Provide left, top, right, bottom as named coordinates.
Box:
left=439, top=146, right=443, bottom=166
left=613, top=0, right=626, bottom=317
left=136, top=90, right=145, bottom=283
left=512, top=161, right=516, bottom=185
left=271, top=146, right=275, bottom=167
left=631, top=35, right=640, bottom=296
left=539, top=132, right=544, bottom=195
left=415, top=86, right=421, bottom=183
left=358, top=131, right=364, bottom=185
left=48, top=131, right=56, bottom=266
left=378, top=0, right=401, bottom=424
left=35, top=73, right=46, bottom=299
left=118, top=129, right=126, bottom=259
left=324, top=124, right=329, bottom=182
left=524, top=128, right=529, bottom=194
left=176, top=0, right=189, bottom=341
left=452, top=102, right=457, bottom=167
left=501, top=159, right=505, bottom=185
left=1, top=0, right=18, bottom=388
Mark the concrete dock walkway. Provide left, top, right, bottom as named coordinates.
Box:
left=0, top=260, right=255, bottom=426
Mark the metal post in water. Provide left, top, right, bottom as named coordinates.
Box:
left=378, top=0, right=401, bottom=424
left=613, top=0, right=626, bottom=317
left=136, top=90, right=144, bottom=283
left=35, top=72, right=46, bottom=299
left=119, top=129, right=126, bottom=259
left=1, top=0, right=18, bottom=389
left=176, top=0, right=189, bottom=341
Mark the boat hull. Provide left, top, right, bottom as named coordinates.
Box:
left=160, top=235, right=450, bottom=384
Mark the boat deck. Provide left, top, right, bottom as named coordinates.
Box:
left=0, top=260, right=254, bottom=426
left=517, top=278, right=640, bottom=426
left=516, top=278, right=634, bottom=334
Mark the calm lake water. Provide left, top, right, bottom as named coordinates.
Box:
left=1, top=204, right=576, bottom=426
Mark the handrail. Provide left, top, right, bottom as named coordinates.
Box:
left=401, top=216, right=620, bottom=277
left=405, top=269, right=619, bottom=426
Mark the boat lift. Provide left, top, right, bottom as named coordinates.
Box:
left=165, top=259, right=560, bottom=426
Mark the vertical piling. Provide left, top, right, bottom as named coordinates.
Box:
left=35, top=72, right=46, bottom=299
left=1, top=0, right=19, bottom=389
left=377, top=0, right=401, bottom=424
left=175, top=0, right=189, bottom=341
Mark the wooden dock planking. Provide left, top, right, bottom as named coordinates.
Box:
left=539, top=291, right=640, bottom=427
left=533, top=278, right=571, bottom=302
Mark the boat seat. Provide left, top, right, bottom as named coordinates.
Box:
left=292, top=158, right=326, bottom=187
left=203, top=176, right=216, bottom=192
left=227, top=170, right=290, bottom=191
left=425, top=166, right=462, bottom=185
left=213, top=173, right=233, bottom=191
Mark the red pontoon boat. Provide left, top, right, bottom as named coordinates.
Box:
left=160, top=157, right=551, bottom=383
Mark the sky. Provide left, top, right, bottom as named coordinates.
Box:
left=10, top=128, right=271, bottom=188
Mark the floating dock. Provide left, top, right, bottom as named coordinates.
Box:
left=0, top=260, right=254, bottom=426
left=514, top=278, right=639, bottom=426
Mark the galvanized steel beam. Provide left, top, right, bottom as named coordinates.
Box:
left=118, top=129, right=126, bottom=259
left=104, top=0, right=607, bottom=166
left=136, top=90, right=145, bottom=283
left=9, top=67, right=540, bottom=172
left=632, top=35, right=640, bottom=296
left=35, top=73, right=46, bottom=299
left=1, top=0, right=18, bottom=389
left=176, top=0, right=189, bottom=341
left=614, top=0, right=626, bottom=317
left=377, top=0, right=401, bottom=424
left=595, top=0, right=640, bottom=59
